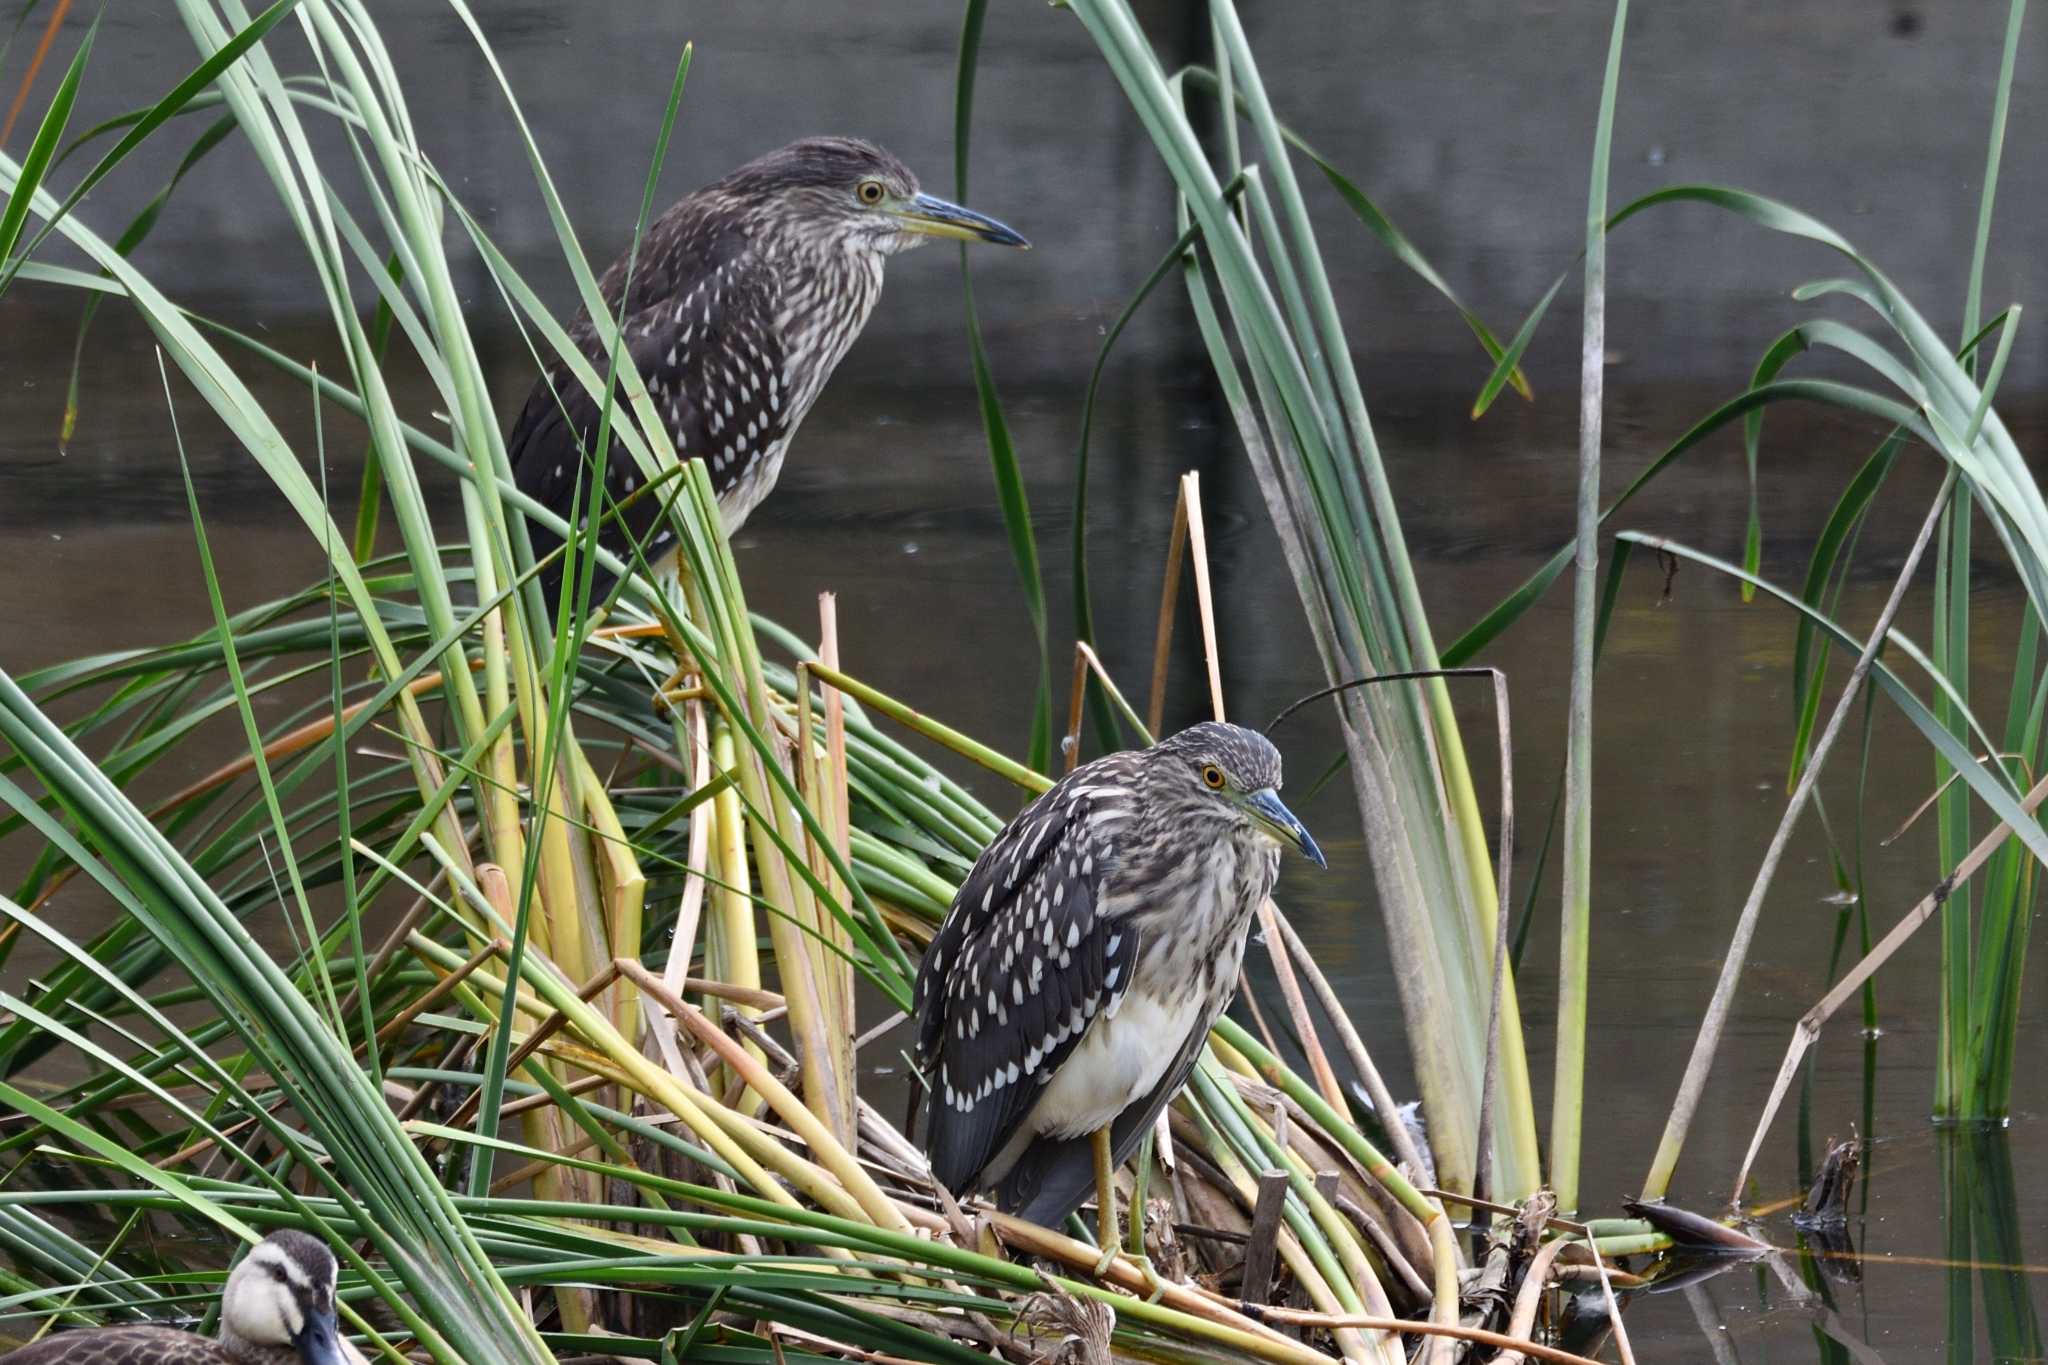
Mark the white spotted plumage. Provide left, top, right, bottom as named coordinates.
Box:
left=914, top=723, right=1295, bottom=1226
left=508, top=138, right=954, bottom=611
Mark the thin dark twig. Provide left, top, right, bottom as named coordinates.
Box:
left=1263, top=667, right=1504, bottom=735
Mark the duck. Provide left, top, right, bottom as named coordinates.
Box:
left=0, top=1230, right=352, bottom=1365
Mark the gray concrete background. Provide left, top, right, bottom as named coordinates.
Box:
left=26, top=1, right=2045, bottom=397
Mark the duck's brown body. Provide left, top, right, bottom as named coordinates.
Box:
left=0, top=1325, right=292, bottom=1365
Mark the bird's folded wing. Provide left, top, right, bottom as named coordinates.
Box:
left=505, top=324, right=692, bottom=603
left=914, top=777, right=1137, bottom=1195
left=506, top=245, right=787, bottom=604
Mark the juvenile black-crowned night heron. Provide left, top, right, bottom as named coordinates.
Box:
left=913, top=722, right=1324, bottom=1272
left=0, top=1230, right=350, bottom=1365
left=508, top=137, right=1027, bottom=605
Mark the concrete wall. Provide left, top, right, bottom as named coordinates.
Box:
left=33, top=1, right=2045, bottom=397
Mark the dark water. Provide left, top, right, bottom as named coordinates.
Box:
left=3, top=3, right=2047, bottom=1360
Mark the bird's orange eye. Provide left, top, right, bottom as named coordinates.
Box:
left=1201, top=764, right=1226, bottom=790
left=857, top=179, right=886, bottom=205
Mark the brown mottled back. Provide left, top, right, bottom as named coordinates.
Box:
left=0, top=1324, right=291, bottom=1365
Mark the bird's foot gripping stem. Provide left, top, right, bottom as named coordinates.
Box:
left=1089, top=1238, right=1119, bottom=1280
left=1089, top=1241, right=1169, bottom=1303
left=1086, top=1127, right=1168, bottom=1301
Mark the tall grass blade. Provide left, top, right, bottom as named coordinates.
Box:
left=1552, top=0, right=1627, bottom=1215
left=0, top=0, right=73, bottom=148
left=1936, top=0, right=2028, bottom=1119
left=1063, top=0, right=1544, bottom=1195
left=0, top=11, right=91, bottom=283
left=1, top=0, right=302, bottom=297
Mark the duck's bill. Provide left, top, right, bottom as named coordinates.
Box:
left=295, top=1307, right=350, bottom=1365
left=1245, top=788, right=1326, bottom=869
left=894, top=193, right=1030, bottom=247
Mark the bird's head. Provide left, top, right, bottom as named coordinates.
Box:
left=220, top=1230, right=349, bottom=1365
left=1151, top=722, right=1326, bottom=867
left=717, top=136, right=1028, bottom=257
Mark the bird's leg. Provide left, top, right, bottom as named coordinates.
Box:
left=1126, top=1163, right=1169, bottom=1304
left=650, top=551, right=698, bottom=710
left=1089, top=1126, right=1121, bottom=1278
left=1087, top=1137, right=1169, bottom=1299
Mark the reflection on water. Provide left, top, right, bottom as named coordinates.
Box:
left=3, top=3, right=2047, bottom=1358
left=1653, top=1126, right=2046, bottom=1363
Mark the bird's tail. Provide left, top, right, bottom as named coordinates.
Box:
left=996, top=1132, right=1100, bottom=1229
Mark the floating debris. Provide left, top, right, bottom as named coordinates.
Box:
left=1622, top=1199, right=1770, bottom=1253
left=1795, top=1135, right=1863, bottom=1230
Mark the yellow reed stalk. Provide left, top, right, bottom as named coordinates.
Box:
left=477, top=865, right=595, bottom=1335
left=705, top=723, right=764, bottom=1101
left=495, top=569, right=607, bottom=990
left=667, top=466, right=853, bottom=1164
left=495, top=1034, right=872, bottom=1235
left=567, top=739, right=645, bottom=1031
left=387, top=840, right=810, bottom=1231
left=623, top=961, right=913, bottom=1235
left=817, top=594, right=856, bottom=1077
left=732, top=735, right=849, bottom=1148
left=795, top=664, right=832, bottom=948
left=407, top=925, right=821, bottom=1225
left=1209, top=1033, right=1258, bottom=1080
left=651, top=696, right=714, bottom=1081
left=795, top=668, right=857, bottom=1146
left=471, top=520, right=528, bottom=891
left=414, top=1003, right=861, bottom=1266
left=708, top=645, right=849, bottom=1143
left=1223, top=1074, right=1397, bottom=1326
left=545, top=758, right=608, bottom=987
left=403, top=937, right=552, bottom=1028
left=674, top=1095, right=872, bottom=1228
left=664, top=697, right=713, bottom=1000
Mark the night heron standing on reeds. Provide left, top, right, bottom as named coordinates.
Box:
left=914, top=723, right=1325, bottom=1276
left=508, top=137, right=1028, bottom=605
left=0, top=1231, right=352, bottom=1365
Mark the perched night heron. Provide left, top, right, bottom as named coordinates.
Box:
left=508, top=136, right=1028, bottom=606
left=0, top=1231, right=351, bottom=1365
left=913, top=723, right=1324, bottom=1272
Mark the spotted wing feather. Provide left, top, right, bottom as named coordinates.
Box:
left=0, top=1326, right=240, bottom=1363
left=914, top=761, right=1140, bottom=1198
left=509, top=206, right=789, bottom=606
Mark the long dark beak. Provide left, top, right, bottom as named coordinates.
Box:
left=295, top=1306, right=348, bottom=1365
left=894, top=192, right=1029, bottom=247
left=1245, top=789, right=1326, bottom=869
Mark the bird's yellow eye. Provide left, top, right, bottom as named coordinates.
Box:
left=857, top=179, right=887, bottom=205
left=1201, top=764, right=1226, bottom=790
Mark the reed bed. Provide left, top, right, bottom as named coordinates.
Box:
left=0, top=3, right=1639, bottom=1362
left=1, top=0, right=2043, bottom=1360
